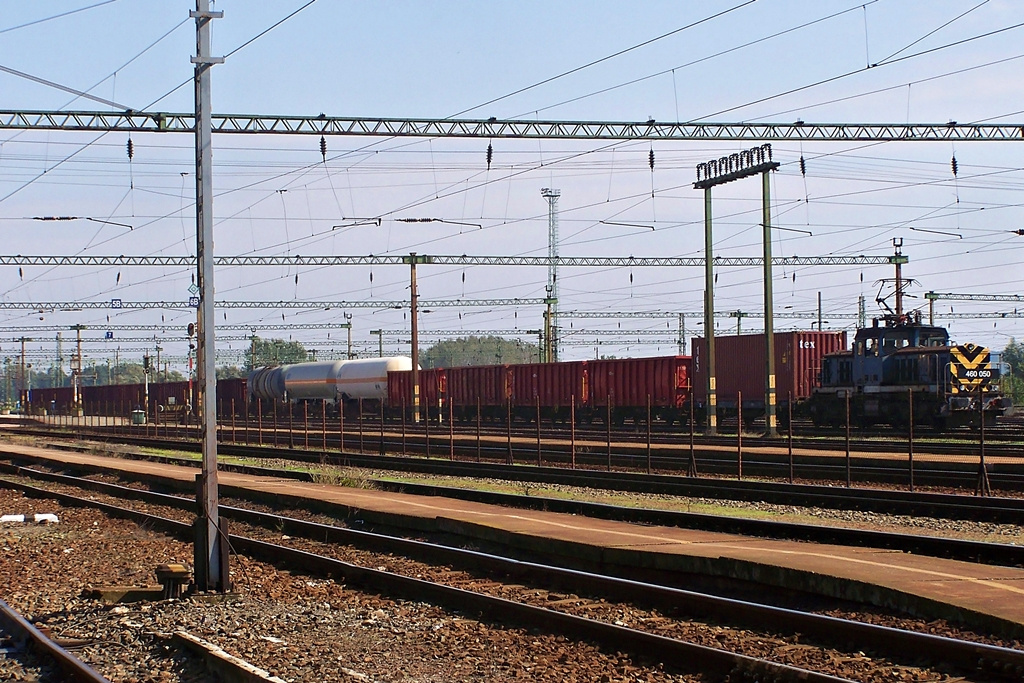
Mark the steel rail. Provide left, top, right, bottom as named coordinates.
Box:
left=5, top=472, right=1024, bottom=679
left=0, top=597, right=111, bottom=683
left=0, top=477, right=854, bottom=683
left=5, top=438, right=1024, bottom=556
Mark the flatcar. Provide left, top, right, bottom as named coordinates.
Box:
left=691, top=330, right=848, bottom=424
left=805, top=313, right=1009, bottom=429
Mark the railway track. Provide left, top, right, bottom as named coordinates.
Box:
left=10, top=418, right=1024, bottom=493
left=10, top=425, right=1024, bottom=521
left=5, top=466, right=1024, bottom=682
left=0, top=598, right=110, bottom=683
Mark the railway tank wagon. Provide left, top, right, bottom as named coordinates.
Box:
left=248, top=356, right=412, bottom=414
left=807, top=314, right=1008, bottom=429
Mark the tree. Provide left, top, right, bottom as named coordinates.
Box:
left=216, top=365, right=247, bottom=379
left=419, top=336, right=540, bottom=368
left=247, top=337, right=309, bottom=370
left=1001, top=338, right=1024, bottom=405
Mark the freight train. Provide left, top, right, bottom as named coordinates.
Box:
left=805, top=313, right=1010, bottom=429
left=26, top=319, right=1009, bottom=432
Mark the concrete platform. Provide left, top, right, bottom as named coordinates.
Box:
left=3, top=441, right=1024, bottom=637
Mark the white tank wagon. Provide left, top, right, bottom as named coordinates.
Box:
left=247, top=366, right=286, bottom=402
left=334, top=356, right=412, bottom=401
left=283, top=361, right=346, bottom=401
left=247, top=357, right=413, bottom=405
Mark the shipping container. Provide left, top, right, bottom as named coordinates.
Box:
left=691, top=330, right=848, bottom=409
left=588, top=355, right=692, bottom=423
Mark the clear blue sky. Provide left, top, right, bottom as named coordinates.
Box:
left=1, top=1, right=1022, bottom=367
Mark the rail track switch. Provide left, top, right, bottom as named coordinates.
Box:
left=155, top=563, right=191, bottom=599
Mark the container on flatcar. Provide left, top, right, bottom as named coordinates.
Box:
left=588, top=356, right=692, bottom=422
left=444, top=364, right=511, bottom=420
left=509, top=360, right=587, bottom=420
left=691, top=330, right=848, bottom=409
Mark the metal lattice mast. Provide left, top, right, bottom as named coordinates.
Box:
left=541, top=188, right=561, bottom=361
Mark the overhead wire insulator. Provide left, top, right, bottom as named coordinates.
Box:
left=486, top=142, right=493, bottom=170
left=126, top=137, right=134, bottom=160
left=951, top=155, right=958, bottom=177
left=648, top=148, right=655, bottom=171
left=799, top=156, right=806, bottom=177
left=319, top=135, right=327, bottom=161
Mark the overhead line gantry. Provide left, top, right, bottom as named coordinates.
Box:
left=2, top=110, right=1023, bottom=141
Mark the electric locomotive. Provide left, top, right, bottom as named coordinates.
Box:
left=806, top=312, right=1007, bottom=429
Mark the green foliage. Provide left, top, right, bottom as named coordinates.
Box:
left=420, top=335, right=540, bottom=368
left=1001, top=338, right=1024, bottom=405
left=216, top=365, right=248, bottom=379
left=248, top=337, right=309, bottom=370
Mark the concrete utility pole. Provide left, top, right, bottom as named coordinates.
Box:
left=192, top=0, right=227, bottom=592
left=405, top=253, right=430, bottom=422
left=345, top=313, right=353, bottom=359
left=541, top=188, right=560, bottom=362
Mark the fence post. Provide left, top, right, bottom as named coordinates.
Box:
left=570, top=394, right=576, bottom=470
left=257, top=398, right=263, bottom=446
left=400, top=399, right=406, bottom=457
left=908, top=388, right=915, bottom=492
left=606, top=393, right=612, bottom=472
left=303, top=401, right=309, bottom=449
left=423, top=398, right=430, bottom=458
left=231, top=399, right=236, bottom=445
left=646, top=394, right=652, bottom=475
left=688, top=398, right=698, bottom=477
left=845, top=390, right=852, bottom=487
left=737, top=390, right=743, bottom=480
left=381, top=400, right=387, bottom=457
left=340, top=401, right=345, bottom=454
left=358, top=398, right=364, bottom=454
left=476, top=396, right=482, bottom=463
left=322, top=401, right=328, bottom=456
left=288, top=401, right=295, bottom=449
left=787, top=391, right=794, bottom=484
left=272, top=401, right=278, bottom=447
left=448, top=400, right=454, bottom=461
left=506, top=399, right=512, bottom=465
left=536, top=395, right=542, bottom=467
left=976, top=390, right=991, bottom=496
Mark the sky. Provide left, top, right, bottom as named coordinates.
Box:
left=1, top=0, right=1023, bottom=372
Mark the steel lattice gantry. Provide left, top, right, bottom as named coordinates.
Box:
left=0, top=254, right=898, bottom=267
left=2, top=110, right=1024, bottom=141
left=924, top=291, right=1024, bottom=324
left=0, top=298, right=546, bottom=311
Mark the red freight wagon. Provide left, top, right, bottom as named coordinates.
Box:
left=509, top=360, right=587, bottom=422
left=387, top=368, right=447, bottom=419
left=691, top=331, right=848, bottom=412
left=23, top=386, right=73, bottom=413
left=444, top=364, right=511, bottom=421
left=588, top=355, right=692, bottom=424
